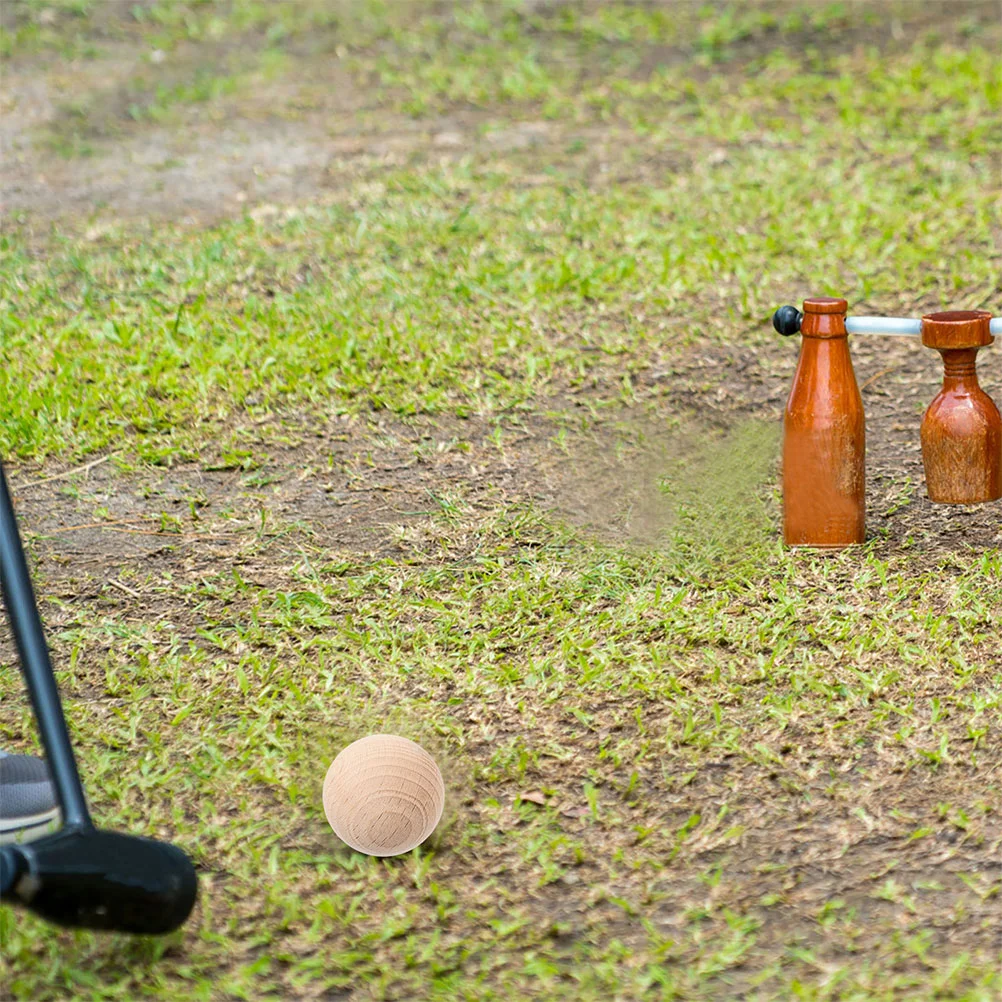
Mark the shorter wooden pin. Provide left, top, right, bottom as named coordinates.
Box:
left=920, top=310, right=1001, bottom=504
left=323, top=734, right=445, bottom=857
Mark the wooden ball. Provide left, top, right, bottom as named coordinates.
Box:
left=322, top=734, right=445, bottom=857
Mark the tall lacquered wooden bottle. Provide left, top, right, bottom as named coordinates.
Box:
left=780, top=297, right=866, bottom=548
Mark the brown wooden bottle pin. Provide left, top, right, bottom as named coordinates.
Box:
left=920, top=310, right=1001, bottom=504
left=774, top=298, right=866, bottom=548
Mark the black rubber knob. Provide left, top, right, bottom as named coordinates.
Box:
left=773, top=305, right=803, bottom=336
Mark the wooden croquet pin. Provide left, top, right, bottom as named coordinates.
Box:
left=775, top=297, right=866, bottom=548
left=920, top=310, right=1001, bottom=504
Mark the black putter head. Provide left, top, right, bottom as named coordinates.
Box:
left=1, top=825, right=197, bottom=935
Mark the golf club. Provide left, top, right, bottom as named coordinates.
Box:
left=0, top=460, right=198, bottom=934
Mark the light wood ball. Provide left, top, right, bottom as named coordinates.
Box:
left=322, top=734, right=445, bottom=857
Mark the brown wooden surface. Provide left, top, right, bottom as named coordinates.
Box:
left=783, top=298, right=866, bottom=548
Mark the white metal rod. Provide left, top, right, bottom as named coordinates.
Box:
left=844, top=316, right=1002, bottom=338
left=845, top=316, right=921, bottom=336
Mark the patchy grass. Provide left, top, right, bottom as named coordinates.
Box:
left=2, top=111, right=999, bottom=460
left=1, top=2, right=1001, bottom=1000
left=1, top=437, right=1000, bottom=999
left=3, top=4, right=999, bottom=462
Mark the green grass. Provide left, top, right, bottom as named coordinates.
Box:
left=2, top=3, right=998, bottom=461
left=1, top=480, right=1000, bottom=999
left=1, top=3, right=1001, bottom=1000
left=3, top=60, right=999, bottom=461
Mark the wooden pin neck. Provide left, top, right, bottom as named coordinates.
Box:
left=938, top=348, right=980, bottom=381
left=801, top=297, right=848, bottom=339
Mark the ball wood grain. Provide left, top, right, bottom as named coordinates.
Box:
left=323, top=734, right=445, bottom=857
